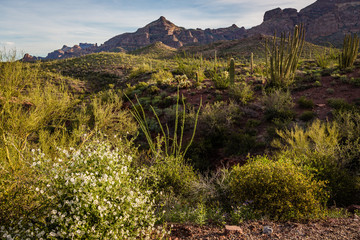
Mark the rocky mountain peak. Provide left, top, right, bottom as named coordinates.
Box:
left=263, top=8, right=298, bottom=22
left=143, top=16, right=179, bottom=29
left=159, top=16, right=168, bottom=24
left=249, top=0, right=360, bottom=47
left=99, top=16, right=246, bottom=52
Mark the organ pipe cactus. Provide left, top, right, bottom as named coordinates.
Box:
left=339, top=34, right=359, bottom=70
left=265, top=24, right=305, bottom=88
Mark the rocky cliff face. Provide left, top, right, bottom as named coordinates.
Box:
left=21, top=53, right=43, bottom=62
left=99, top=16, right=246, bottom=52
left=45, top=43, right=98, bottom=60
left=248, top=0, right=360, bottom=46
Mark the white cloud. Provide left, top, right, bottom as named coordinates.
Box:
left=0, top=42, right=15, bottom=45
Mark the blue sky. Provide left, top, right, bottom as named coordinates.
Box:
left=0, top=0, right=316, bottom=57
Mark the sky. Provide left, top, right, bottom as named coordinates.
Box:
left=0, top=0, right=316, bottom=57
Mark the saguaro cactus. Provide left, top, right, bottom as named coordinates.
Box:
left=229, top=58, right=235, bottom=85
left=265, top=24, right=305, bottom=88
left=339, top=34, right=359, bottom=70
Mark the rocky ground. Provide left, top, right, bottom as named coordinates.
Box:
left=168, top=216, right=360, bottom=240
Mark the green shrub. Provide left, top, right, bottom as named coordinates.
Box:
left=327, top=98, right=353, bottom=110
left=0, top=157, right=45, bottom=231
left=161, top=201, right=210, bottom=225
left=263, top=90, right=295, bottom=121
left=349, top=77, right=360, bottom=86
left=148, top=156, right=200, bottom=198
left=135, top=81, right=149, bottom=91
left=335, top=112, right=360, bottom=176
left=315, top=52, right=331, bottom=69
left=212, top=71, right=230, bottom=89
left=340, top=75, right=349, bottom=83
left=0, top=54, right=89, bottom=164
left=331, top=73, right=341, bottom=79
left=298, top=96, right=314, bottom=109
left=230, top=204, right=259, bottom=223
left=175, top=57, right=200, bottom=80
left=224, top=132, right=257, bottom=156
left=147, top=85, right=161, bottom=94
left=129, top=63, right=153, bottom=79
left=274, top=119, right=359, bottom=205
left=229, top=156, right=328, bottom=220
left=301, top=153, right=358, bottom=206
left=326, top=88, right=335, bottom=94
left=228, top=82, right=254, bottom=105
left=152, top=69, right=173, bottom=85
left=321, top=68, right=333, bottom=76
left=174, top=74, right=192, bottom=88
left=87, top=89, right=138, bottom=137
left=186, top=101, right=243, bottom=171
left=186, top=137, right=218, bottom=172
left=313, top=80, right=322, bottom=87
left=273, top=119, right=339, bottom=157
left=195, top=101, right=243, bottom=132
left=299, top=111, right=317, bottom=121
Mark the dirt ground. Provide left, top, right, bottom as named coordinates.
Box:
left=168, top=215, right=360, bottom=240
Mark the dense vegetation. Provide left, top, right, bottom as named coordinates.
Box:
left=0, top=33, right=359, bottom=239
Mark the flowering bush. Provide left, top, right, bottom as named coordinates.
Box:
left=1, top=140, right=163, bottom=239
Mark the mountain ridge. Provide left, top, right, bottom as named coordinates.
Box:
left=25, top=0, right=360, bottom=60
left=98, top=16, right=246, bottom=52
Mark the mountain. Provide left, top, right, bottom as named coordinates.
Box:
left=24, top=0, right=360, bottom=61
left=45, top=43, right=98, bottom=60
left=248, top=0, right=360, bottom=47
left=99, top=16, right=246, bottom=52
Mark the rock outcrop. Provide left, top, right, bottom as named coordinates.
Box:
left=21, top=53, right=43, bottom=62
left=45, top=43, right=98, bottom=60
left=248, top=0, right=360, bottom=46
